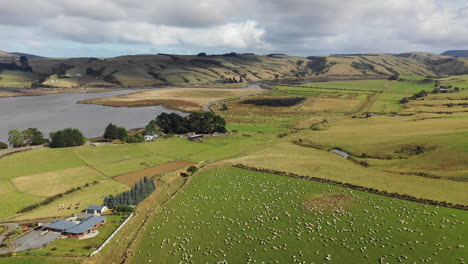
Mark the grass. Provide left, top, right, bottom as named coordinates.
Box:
left=13, top=180, right=129, bottom=220
left=11, top=167, right=106, bottom=197
left=0, top=133, right=275, bottom=221
left=130, top=167, right=467, bottom=264
left=230, top=141, right=468, bottom=205
left=302, top=80, right=389, bottom=92
left=291, top=114, right=468, bottom=181
left=0, top=148, right=85, bottom=180
left=0, top=70, right=41, bottom=87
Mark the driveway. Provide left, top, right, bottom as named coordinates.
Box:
left=0, top=146, right=44, bottom=158
left=0, top=228, right=61, bottom=253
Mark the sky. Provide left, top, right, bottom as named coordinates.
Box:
left=0, top=0, right=467, bottom=57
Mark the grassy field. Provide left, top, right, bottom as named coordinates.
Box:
left=130, top=167, right=467, bottom=264
left=230, top=141, right=468, bottom=205
left=0, top=133, right=276, bottom=221
left=0, top=70, right=41, bottom=87
left=303, top=80, right=389, bottom=92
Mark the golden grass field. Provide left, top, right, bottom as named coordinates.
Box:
left=79, top=87, right=264, bottom=111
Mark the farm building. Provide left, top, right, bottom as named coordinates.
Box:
left=45, top=220, right=77, bottom=233
left=45, top=216, right=107, bottom=238
left=64, top=216, right=106, bottom=238
left=188, top=134, right=204, bottom=141
left=144, top=133, right=158, bottom=141
left=86, top=205, right=108, bottom=215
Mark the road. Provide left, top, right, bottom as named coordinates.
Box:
left=0, top=145, right=44, bottom=158
left=202, top=83, right=276, bottom=112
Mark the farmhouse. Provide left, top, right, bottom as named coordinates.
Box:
left=144, top=133, right=158, bottom=141
left=45, top=220, right=77, bottom=233
left=45, top=216, right=107, bottom=239
left=64, top=216, right=107, bottom=238
left=86, top=205, right=108, bottom=215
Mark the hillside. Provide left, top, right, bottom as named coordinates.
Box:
left=1, top=52, right=468, bottom=88
left=441, top=50, right=468, bottom=57
left=0, top=51, right=16, bottom=58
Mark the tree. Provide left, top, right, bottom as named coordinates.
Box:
left=116, top=127, right=128, bottom=140
left=50, top=128, right=85, bottom=148
left=103, top=123, right=128, bottom=141
left=187, top=166, right=198, bottom=175
left=144, top=120, right=159, bottom=134
left=19, top=56, right=28, bottom=66
left=0, top=141, right=7, bottom=149
left=8, top=129, right=24, bottom=148
left=22, top=128, right=46, bottom=146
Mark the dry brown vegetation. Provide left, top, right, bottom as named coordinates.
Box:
left=114, top=160, right=197, bottom=186
left=80, top=87, right=264, bottom=111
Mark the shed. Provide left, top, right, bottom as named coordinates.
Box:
left=188, top=134, right=204, bottom=141
left=86, top=205, right=108, bottom=215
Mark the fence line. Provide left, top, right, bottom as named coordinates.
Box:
left=90, top=213, right=134, bottom=257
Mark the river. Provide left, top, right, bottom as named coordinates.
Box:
left=0, top=89, right=185, bottom=144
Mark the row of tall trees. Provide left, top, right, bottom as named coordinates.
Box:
left=8, top=128, right=47, bottom=148
left=103, top=177, right=156, bottom=208
left=155, top=112, right=226, bottom=134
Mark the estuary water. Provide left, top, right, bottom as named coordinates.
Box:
left=0, top=89, right=185, bottom=144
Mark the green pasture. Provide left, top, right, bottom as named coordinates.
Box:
left=131, top=167, right=468, bottom=264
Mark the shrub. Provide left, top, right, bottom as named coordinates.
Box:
left=116, top=204, right=134, bottom=212
left=0, top=142, right=7, bottom=149
left=187, top=166, right=198, bottom=174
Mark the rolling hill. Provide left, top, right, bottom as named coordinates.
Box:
left=441, top=50, right=468, bottom=57
left=1, top=52, right=468, bottom=88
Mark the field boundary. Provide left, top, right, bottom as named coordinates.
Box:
left=232, top=164, right=468, bottom=210
left=90, top=213, right=134, bottom=257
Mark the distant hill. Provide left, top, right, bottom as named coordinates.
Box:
left=0, top=51, right=16, bottom=58
left=9, top=52, right=44, bottom=58
left=1, top=52, right=467, bottom=88
left=441, top=50, right=468, bottom=57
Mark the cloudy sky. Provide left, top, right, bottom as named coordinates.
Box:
left=0, top=0, right=467, bottom=57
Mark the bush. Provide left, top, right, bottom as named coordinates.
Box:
left=187, top=166, right=198, bottom=174
left=116, top=204, right=134, bottom=212
left=0, top=142, right=7, bottom=149
left=124, top=134, right=144, bottom=143
left=49, top=128, right=85, bottom=148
